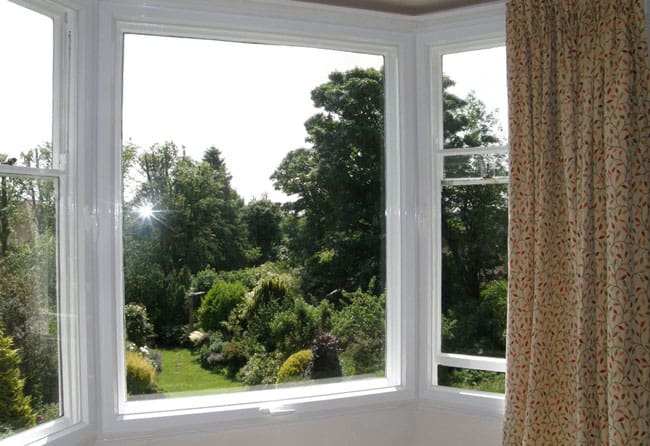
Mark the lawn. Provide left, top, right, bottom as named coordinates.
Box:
left=156, top=348, right=243, bottom=395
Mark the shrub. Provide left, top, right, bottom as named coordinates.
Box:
left=276, top=349, right=312, bottom=384
left=221, top=339, right=256, bottom=379
left=0, top=329, right=36, bottom=430
left=306, top=334, right=342, bottom=380
left=198, top=332, right=227, bottom=370
left=237, top=352, right=282, bottom=386
left=331, top=290, right=385, bottom=375
left=190, top=268, right=220, bottom=293
left=125, top=351, right=157, bottom=394
left=269, top=298, right=319, bottom=356
left=198, top=280, right=247, bottom=332
left=124, top=303, right=154, bottom=347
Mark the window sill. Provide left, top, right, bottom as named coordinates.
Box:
left=101, top=378, right=410, bottom=438
left=419, top=385, right=505, bottom=419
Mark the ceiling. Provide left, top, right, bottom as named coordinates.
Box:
left=294, top=0, right=496, bottom=15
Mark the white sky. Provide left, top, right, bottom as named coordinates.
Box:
left=443, top=46, right=508, bottom=143
left=0, top=0, right=53, bottom=160
left=1, top=0, right=508, bottom=201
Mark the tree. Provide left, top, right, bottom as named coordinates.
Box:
left=123, top=142, right=250, bottom=340
left=272, top=68, right=385, bottom=301
left=242, top=197, right=282, bottom=263
left=0, top=328, right=36, bottom=432
left=439, top=76, right=508, bottom=357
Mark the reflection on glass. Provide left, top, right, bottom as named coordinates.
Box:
left=442, top=47, right=508, bottom=148
left=441, top=184, right=508, bottom=358
left=122, top=35, right=387, bottom=399
left=0, top=176, right=60, bottom=438
left=443, top=154, right=509, bottom=179
left=438, top=366, right=505, bottom=393
left=0, top=1, right=53, bottom=162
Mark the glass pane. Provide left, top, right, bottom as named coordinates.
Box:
left=442, top=47, right=507, bottom=149
left=438, top=366, right=504, bottom=393
left=122, top=34, right=386, bottom=399
left=0, top=176, right=61, bottom=438
left=0, top=1, right=53, bottom=164
left=443, top=153, right=509, bottom=179
left=441, top=183, right=508, bottom=358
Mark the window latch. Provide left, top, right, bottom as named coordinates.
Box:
left=259, top=405, right=296, bottom=416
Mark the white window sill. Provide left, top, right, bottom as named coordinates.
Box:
left=101, top=378, right=410, bottom=438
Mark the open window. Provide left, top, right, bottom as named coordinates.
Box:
left=431, top=44, right=508, bottom=394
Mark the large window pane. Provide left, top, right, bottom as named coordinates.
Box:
left=121, top=34, right=386, bottom=399
left=440, top=183, right=508, bottom=358
left=0, top=176, right=60, bottom=438
left=0, top=1, right=53, bottom=164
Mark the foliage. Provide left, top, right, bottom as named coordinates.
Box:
left=123, top=143, right=250, bottom=337
left=0, top=329, right=35, bottom=431
left=272, top=68, right=385, bottom=301
left=438, top=367, right=505, bottom=394
left=237, top=352, right=282, bottom=386
left=242, top=197, right=282, bottom=263
left=0, top=153, right=59, bottom=408
left=124, top=303, right=155, bottom=346
left=197, top=331, right=227, bottom=370
left=190, top=268, right=220, bottom=294
left=268, top=297, right=320, bottom=357
left=306, top=334, right=342, bottom=380
left=125, top=351, right=157, bottom=394
left=197, top=280, right=247, bottom=332
left=276, top=349, right=312, bottom=384
left=126, top=343, right=162, bottom=372
left=331, top=290, right=385, bottom=375
left=438, top=76, right=508, bottom=361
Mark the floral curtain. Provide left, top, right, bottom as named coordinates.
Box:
left=504, top=0, right=650, bottom=444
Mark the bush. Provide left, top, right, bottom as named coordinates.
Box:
left=276, top=349, right=312, bottom=384
left=191, top=268, right=220, bottom=293
left=237, top=352, right=282, bottom=386
left=198, top=332, right=227, bottom=370
left=269, top=298, right=319, bottom=356
left=125, top=351, right=157, bottom=394
left=198, top=280, right=247, bottom=332
left=221, top=339, right=256, bottom=379
left=331, top=290, right=385, bottom=375
left=306, top=334, right=342, bottom=380
left=124, top=303, right=154, bottom=347
left=0, top=329, right=35, bottom=430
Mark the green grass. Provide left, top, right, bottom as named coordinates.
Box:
left=155, top=348, right=243, bottom=395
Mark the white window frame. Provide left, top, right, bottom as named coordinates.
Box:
left=416, top=4, right=508, bottom=417
left=0, top=1, right=88, bottom=445
left=95, top=0, right=418, bottom=438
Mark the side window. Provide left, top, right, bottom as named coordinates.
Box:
left=120, top=33, right=390, bottom=405
left=434, top=46, right=508, bottom=393
left=0, top=0, right=76, bottom=441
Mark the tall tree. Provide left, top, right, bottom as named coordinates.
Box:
left=123, top=142, right=249, bottom=339
left=272, top=68, right=385, bottom=301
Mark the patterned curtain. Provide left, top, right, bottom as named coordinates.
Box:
left=504, top=0, right=650, bottom=444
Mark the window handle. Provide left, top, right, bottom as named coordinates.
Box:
left=259, top=405, right=296, bottom=416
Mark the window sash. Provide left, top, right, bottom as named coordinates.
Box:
left=101, top=15, right=406, bottom=422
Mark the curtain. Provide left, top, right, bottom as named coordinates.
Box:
left=504, top=0, right=650, bottom=444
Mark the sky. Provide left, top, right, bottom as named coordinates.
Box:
left=0, top=0, right=53, bottom=161
left=1, top=0, right=508, bottom=202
